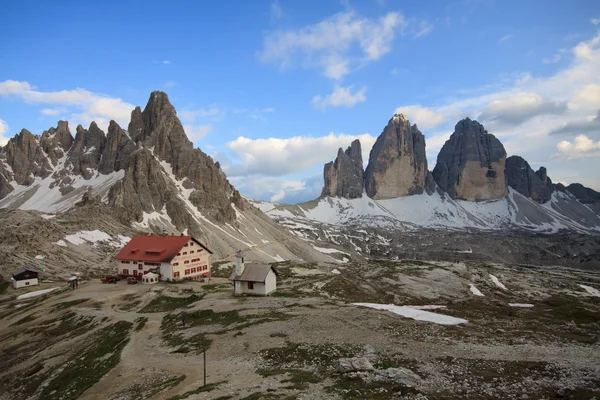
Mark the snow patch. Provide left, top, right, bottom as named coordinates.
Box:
left=55, top=240, right=67, bottom=247
left=35, top=255, right=45, bottom=260
left=65, top=230, right=112, bottom=245
left=17, top=287, right=59, bottom=300
left=331, top=268, right=341, bottom=275
left=470, top=284, right=484, bottom=296
left=579, top=284, right=600, bottom=297
left=508, top=303, right=534, bottom=308
left=353, top=303, right=467, bottom=325
left=489, top=274, right=507, bottom=290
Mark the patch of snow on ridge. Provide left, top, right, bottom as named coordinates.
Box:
left=17, top=287, right=59, bottom=300
left=65, top=230, right=112, bottom=245
left=470, top=284, right=484, bottom=296
left=490, top=274, right=507, bottom=290
left=35, top=255, right=45, bottom=260
left=579, top=284, right=600, bottom=297
left=509, top=303, right=534, bottom=308
left=353, top=303, right=467, bottom=325
left=55, top=240, right=67, bottom=247
left=0, top=169, right=124, bottom=213
left=311, top=244, right=350, bottom=255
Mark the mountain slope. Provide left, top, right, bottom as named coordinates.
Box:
left=0, top=92, right=333, bottom=266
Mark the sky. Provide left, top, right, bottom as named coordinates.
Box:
left=1, top=0, right=600, bottom=203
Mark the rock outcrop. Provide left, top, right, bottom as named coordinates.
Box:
left=505, top=156, right=552, bottom=203
left=4, top=129, right=53, bottom=185
left=566, top=183, right=600, bottom=204
left=535, top=167, right=554, bottom=193
left=321, top=139, right=364, bottom=199
left=40, top=121, right=74, bottom=166
left=364, top=114, right=428, bottom=199
left=432, top=118, right=507, bottom=201
left=98, top=121, right=135, bottom=174
left=67, top=122, right=106, bottom=179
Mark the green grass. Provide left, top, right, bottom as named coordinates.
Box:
left=0, top=281, right=10, bottom=294
left=271, top=291, right=298, bottom=298
left=260, top=342, right=358, bottom=371
left=166, top=380, right=226, bottom=400
left=52, top=298, right=90, bottom=311
left=138, top=294, right=203, bottom=313
left=40, top=320, right=133, bottom=400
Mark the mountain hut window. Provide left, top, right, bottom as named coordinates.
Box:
left=248, top=282, right=254, bottom=290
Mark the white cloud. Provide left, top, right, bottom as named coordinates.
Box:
left=0, top=80, right=135, bottom=132
left=393, top=105, right=445, bottom=129
left=499, top=34, right=513, bottom=43
left=390, top=67, right=408, bottom=75
left=478, top=92, right=567, bottom=126
left=40, top=108, right=62, bottom=116
left=271, top=0, right=283, bottom=21
left=0, top=119, right=9, bottom=146
left=183, top=125, right=213, bottom=142
left=228, top=175, right=323, bottom=204
left=550, top=110, right=600, bottom=136
left=259, top=11, right=408, bottom=80
left=262, top=107, right=275, bottom=113
left=569, top=84, right=600, bottom=111
left=179, top=107, right=223, bottom=122
left=543, top=53, right=561, bottom=64
left=554, top=135, right=600, bottom=159
left=163, top=60, right=171, bottom=65
left=312, top=85, right=366, bottom=109
left=224, top=132, right=377, bottom=177
left=591, top=18, right=600, bottom=25
left=413, top=21, right=434, bottom=39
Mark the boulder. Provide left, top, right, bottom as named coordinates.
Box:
left=505, top=156, right=551, bottom=203
left=335, top=357, right=375, bottom=373
left=364, top=114, right=428, bottom=199
left=374, top=367, right=422, bottom=388
left=321, top=139, right=364, bottom=199
left=432, top=118, right=508, bottom=201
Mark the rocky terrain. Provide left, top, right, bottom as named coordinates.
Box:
left=0, top=259, right=598, bottom=399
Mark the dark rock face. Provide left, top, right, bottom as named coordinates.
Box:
left=98, top=121, right=136, bottom=174
left=0, top=160, right=13, bottom=198
left=505, top=156, right=552, bottom=203
left=67, top=122, right=106, bottom=179
left=364, top=114, right=428, bottom=199
left=39, top=121, right=74, bottom=166
left=566, top=183, right=600, bottom=203
left=535, top=167, right=554, bottom=193
left=432, top=118, right=507, bottom=201
left=321, top=139, right=364, bottom=199
left=4, top=129, right=53, bottom=185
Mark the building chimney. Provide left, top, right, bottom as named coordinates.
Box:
left=234, top=251, right=244, bottom=295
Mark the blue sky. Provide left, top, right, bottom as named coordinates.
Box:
left=1, top=0, right=600, bottom=203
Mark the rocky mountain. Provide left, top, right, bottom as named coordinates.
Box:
left=432, top=118, right=508, bottom=201
left=364, top=114, right=431, bottom=199
left=505, top=156, right=552, bottom=203
left=0, top=91, right=333, bottom=267
left=321, top=139, right=364, bottom=199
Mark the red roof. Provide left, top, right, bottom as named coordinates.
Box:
left=114, top=235, right=213, bottom=262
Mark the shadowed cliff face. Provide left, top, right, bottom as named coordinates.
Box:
left=432, top=118, right=508, bottom=201
left=322, top=139, right=364, bottom=199
left=364, top=114, right=429, bottom=200
left=505, top=156, right=552, bottom=203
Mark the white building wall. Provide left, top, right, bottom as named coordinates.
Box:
left=13, top=278, right=39, bottom=289
left=264, top=270, right=277, bottom=295
left=169, top=240, right=211, bottom=281
left=240, top=270, right=277, bottom=296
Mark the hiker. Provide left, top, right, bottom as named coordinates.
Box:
left=75, top=278, right=79, bottom=288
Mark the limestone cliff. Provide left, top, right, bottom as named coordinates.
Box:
left=432, top=118, right=507, bottom=201
left=321, top=139, right=364, bottom=199
left=364, top=114, right=428, bottom=199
